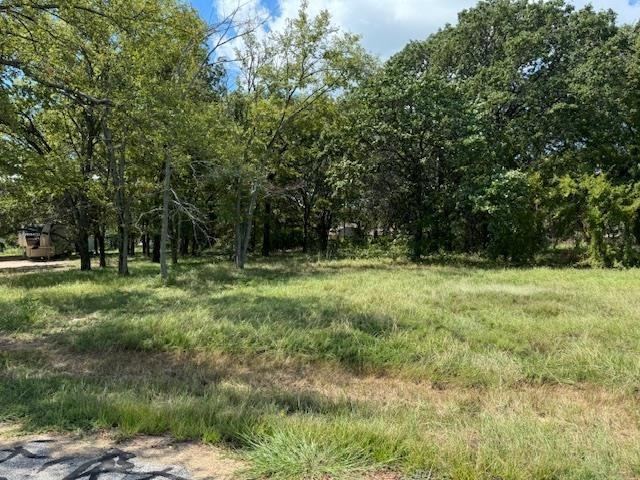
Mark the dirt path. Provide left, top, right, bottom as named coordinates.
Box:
left=0, top=258, right=76, bottom=272
left=0, top=428, right=245, bottom=480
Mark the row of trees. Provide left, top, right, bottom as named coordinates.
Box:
left=354, top=0, right=640, bottom=265
left=1, top=0, right=639, bottom=275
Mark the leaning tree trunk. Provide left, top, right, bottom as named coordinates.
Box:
left=160, top=148, right=172, bottom=282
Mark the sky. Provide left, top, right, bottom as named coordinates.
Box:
left=189, top=0, right=640, bottom=58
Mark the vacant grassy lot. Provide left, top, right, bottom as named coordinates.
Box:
left=1, top=257, right=639, bottom=479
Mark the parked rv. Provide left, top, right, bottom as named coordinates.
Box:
left=17, top=224, right=73, bottom=260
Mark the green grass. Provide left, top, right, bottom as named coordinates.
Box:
left=0, top=256, right=639, bottom=479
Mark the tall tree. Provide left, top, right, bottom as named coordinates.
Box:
left=228, top=3, right=369, bottom=268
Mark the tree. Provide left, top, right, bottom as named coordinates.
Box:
left=352, top=41, right=472, bottom=259
left=227, top=2, right=369, bottom=268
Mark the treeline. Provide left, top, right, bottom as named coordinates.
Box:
left=1, top=0, right=639, bottom=276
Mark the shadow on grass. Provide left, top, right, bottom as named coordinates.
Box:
left=0, top=255, right=593, bottom=374
left=0, top=347, right=361, bottom=446
left=0, top=256, right=330, bottom=291
left=0, top=261, right=402, bottom=372
left=0, top=248, right=592, bottom=294
left=416, top=249, right=589, bottom=270
left=49, top=290, right=401, bottom=375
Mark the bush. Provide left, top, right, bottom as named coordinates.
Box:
left=474, top=170, right=545, bottom=262
left=328, top=235, right=410, bottom=260
left=581, top=175, right=640, bottom=267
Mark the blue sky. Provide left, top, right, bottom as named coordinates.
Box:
left=190, top=0, right=278, bottom=20
left=188, top=0, right=640, bottom=58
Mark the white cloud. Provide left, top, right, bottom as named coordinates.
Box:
left=267, top=0, right=468, bottom=57
left=210, top=0, right=639, bottom=60
left=214, top=0, right=271, bottom=22
left=268, top=0, right=640, bottom=58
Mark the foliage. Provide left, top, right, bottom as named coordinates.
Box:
left=1, top=0, right=640, bottom=271
left=474, top=170, right=545, bottom=262
left=581, top=175, right=640, bottom=267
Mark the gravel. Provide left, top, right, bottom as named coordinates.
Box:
left=0, top=440, right=193, bottom=480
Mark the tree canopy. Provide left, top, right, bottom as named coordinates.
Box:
left=1, top=0, right=639, bottom=271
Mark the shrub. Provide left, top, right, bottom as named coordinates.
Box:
left=474, top=170, right=545, bottom=262
left=328, top=235, right=410, bottom=260
left=581, top=175, right=640, bottom=267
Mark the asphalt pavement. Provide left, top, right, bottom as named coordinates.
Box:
left=0, top=440, right=193, bottom=480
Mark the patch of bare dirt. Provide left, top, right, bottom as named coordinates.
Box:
left=0, top=258, right=74, bottom=272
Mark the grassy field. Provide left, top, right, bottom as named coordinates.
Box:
left=0, top=256, right=639, bottom=479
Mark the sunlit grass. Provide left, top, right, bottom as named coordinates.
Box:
left=1, top=256, right=639, bottom=479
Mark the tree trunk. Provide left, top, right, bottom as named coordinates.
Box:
left=234, top=187, right=244, bottom=268
left=234, top=183, right=258, bottom=269
left=118, top=222, right=129, bottom=274
left=262, top=199, right=271, bottom=257
left=235, top=220, right=249, bottom=269
left=142, top=233, right=148, bottom=256
left=250, top=217, right=257, bottom=253
left=171, top=235, right=178, bottom=265
left=72, top=108, right=99, bottom=273
left=96, top=227, right=106, bottom=268
left=180, top=228, right=189, bottom=256
left=129, top=236, right=135, bottom=257
left=317, top=210, right=332, bottom=256
left=191, top=234, right=198, bottom=256
left=77, top=228, right=91, bottom=271
left=152, top=234, right=161, bottom=263
left=160, top=148, right=172, bottom=282
left=68, top=193, right=92, bottom=271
